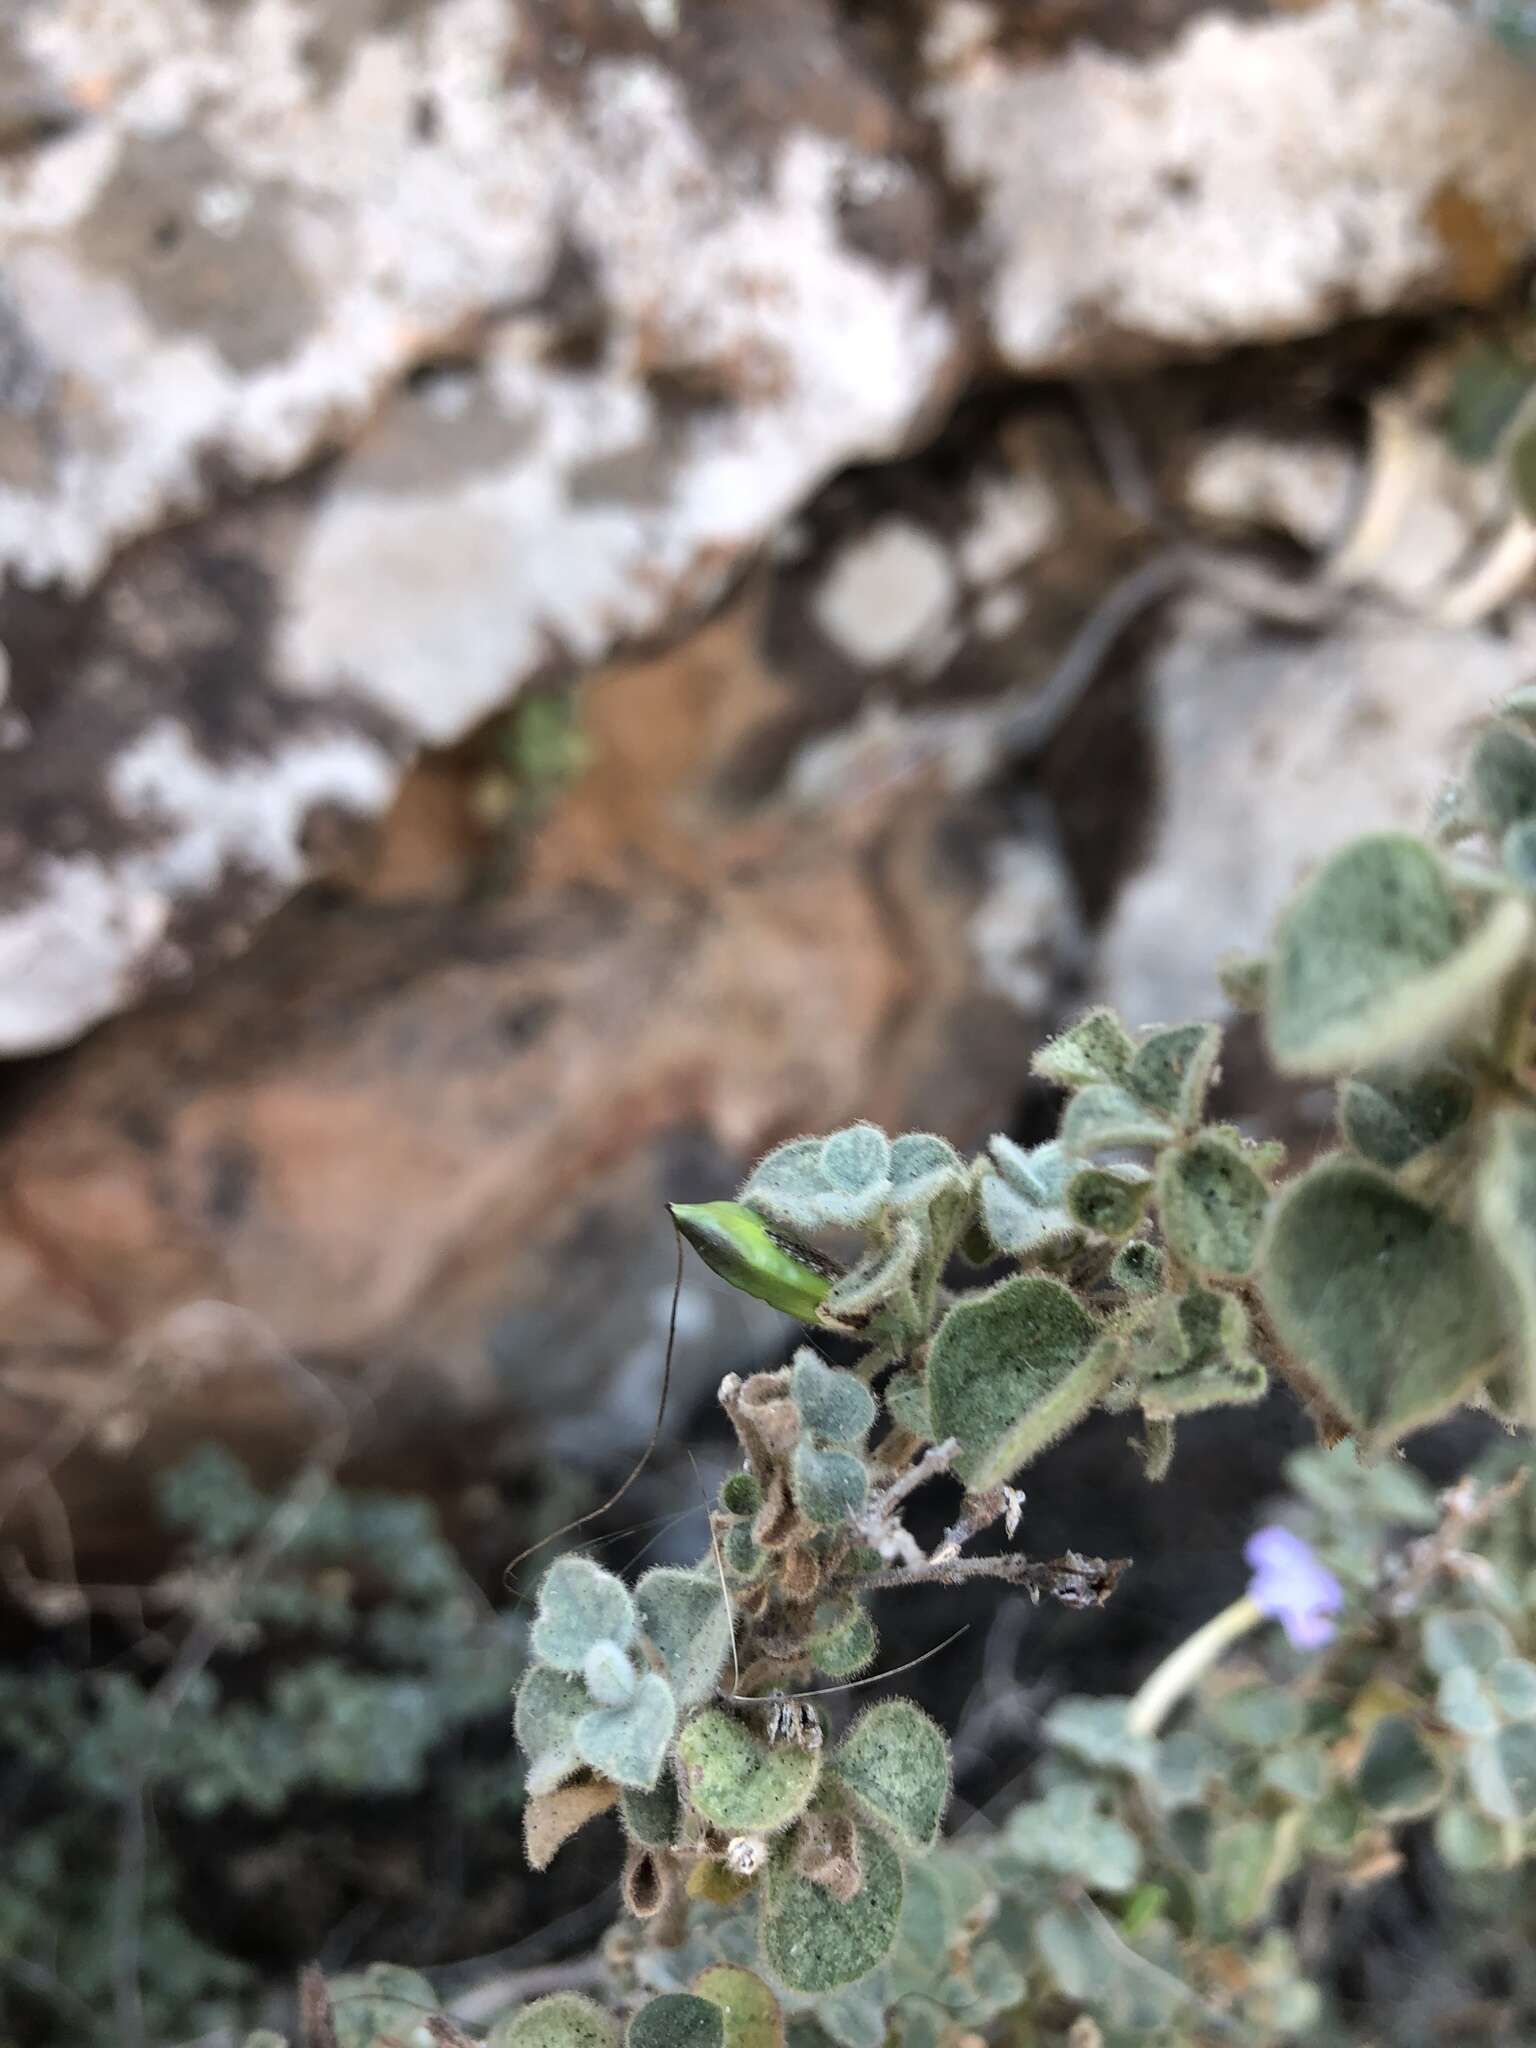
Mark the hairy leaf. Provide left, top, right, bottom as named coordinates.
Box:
left=583, top=1641, right=637, bottom=1709
left=622, top=1772, right=681, bottom=1848
left=575, top=1672, right=677, bottom=1791
left=790, top=1351, right=878, bottom=1446
left=1266, top=834, right=1530, bottom=1075
left=1156, top=1136, right=1269, bottom=1277
left=515, top=1665, right=590, bottom=1796
left=525, top=1777, right=621, bottom=1872
left=830, top=1700, right=950, bottom=1851
left=635, top=1569, right=731, bottom=1711
left=1339, top=1064, right=1474, bottom=1169
left=806, top=1598, right=878, bottom=1680
left=1470, top=719, right=1536, bottom=836
left=487, top=1998, right=618, bottom=2048
left=690, top=1969, right=784, bottom=2048
left=1065, top=1164, right=1151, bottom=1241
left=532, top=1557, right=636, bottom=1675
left=1031, top=1007, right=1136, bottom=1090
left=927, top=1275, right=1112, bottom=1489
left=628, top=1994, right=725, bottom=2048
left=760, top=1822, right=904, bottom=1994
left=792, top=1443, right=869, bottom=1530
left=1259, top=1158, right=1504, bottom=1445
left=677, top=1711, right=820, bottom=1834
left=1127, top=1022, right=1221, bottom=1125
left=1061, top=1085, right=1176, bottom=1155
left=1356, top=1715, right=1443, bottom=1818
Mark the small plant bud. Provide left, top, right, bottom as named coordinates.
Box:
left=720, top=1471, right=762, bottom=1517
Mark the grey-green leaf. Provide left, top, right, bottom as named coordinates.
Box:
left=1259, top=1158, right=1504, bottom=1445
left=926, top=1274, right=1111, bottom=1489
left=637, top=1568, right=732, bottom=1709
left=532, top=1557, right=637, bottom=1674
left=830, top=1699, right=950, bottom=1851
left=1156, top=1136, right=1269, bottom=1277
left=760, top=1822, right=904, bottom=1994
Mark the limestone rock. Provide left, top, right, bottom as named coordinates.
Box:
left=931, top=0, right=1536, bottom=369
left=0, top=0, right=957, bottom=1053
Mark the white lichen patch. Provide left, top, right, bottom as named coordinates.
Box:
left=0, top=719, right=396, bottom=1053
left=812, top=519, right=958, bottom=668
left=968, top=835, right=1083, bottom=1014
left=933, top=0, right=1536, bottom=367
left=957, top=473, right=1059, bottom=587
left=1184, top=434, right=1359, bottom=554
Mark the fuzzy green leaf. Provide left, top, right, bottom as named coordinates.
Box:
left=1111, top=1240, right=1165, bottom=1297
left=628, top=1995, right=725, bottom=2048
left=887, top=1133, right=967, bottom=1211
left=724, top=1522, right=768, bottom=1582
left=1259, top=1158, right=1504, bottom=1444
left=1155, top=1136, right=1269, bottom=1277
left=882, top=1368, right=931, bottom=1440
left=583, top=1641, right=637, bottom=1708
left=1470, top=719, right=1536, bottom=836
left=1265, top=834, right=1531, bottom=1075
left=1208, top=1816, right=1301, bottom=1932
left=760, top=1822, right=904, bottom=1994
left=1339, top=1064, right=1474, bottom=1169
left=721, top=1472, right=764, bottom=1517
left=1436, top=1803, right=1506, bottom=1872
left=1477, top=1108, right=1536, bottom=1423
left=1137, top=1291, right=1266, bottom=1416
left=977, top=1170, right=1075, bottom=1260
left=806, top=1598, right=878, bottom=1679
left=817, top=1221, right=921, bottom=1334
left=1127, top=1022, right=1221, bottom=1125
left=690, top=1969, right=784, bottom=2048
left=677, top=1710, right=820, bottom=1834
left=532, top=1558, right=637, bottom=1675
left=1356, top=1715, right=1443, bottom=1818
left=1065, top=1164, right=1151, bottom=1241
left=988, top=1134, right=1071, bottom=1204
left=1424, top=1611, right=1513, bottom=1676
left=830, top=1700, right=950, bottom=1851
left=1503, top=816, right=1536, bottom=889
left=329, top=1964, right=439, bottom=2048
left=623, top=1773, right=681, bottom=1848
left=637, top=1568, right=732, bottom=1709
left=490, top=1996, right=620, bottom=2048
left=1031, top=1007, right=1136, bottom=1090
left=1438, top=1667, right=1499, bottom=1737
left=821, top=1124, right=892, bottom=1195
left=1004, top=1783, right=1141, bottom=1892
left=1468, top=1723, right=1536, bottom=1822
left=792, top=1443, right=869, bottom=1530
left=515, top=1665, right=590, bottom=1796
left=1042, top=1697, right=1155, bottom=1778
left=791, top=1351, right=878, bottom=1446
left=1491, top=1658, right=1536, bottom=1721
left=927, top=1275, right=1111, bottom=1489
left=1061, top=1085, right=1176, bottom=1155
left=575, top=1672, right=677, bottom=1791
left=671, top=1202, right=832, bottom=1320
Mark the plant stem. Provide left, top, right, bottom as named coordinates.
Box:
left=1126, top=1593, right=1266, bottom=1738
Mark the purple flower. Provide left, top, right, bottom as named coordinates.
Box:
left=1244, top=1525, right=1344, bottom=1650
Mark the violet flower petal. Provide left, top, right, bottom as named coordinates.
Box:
left=1244, top=1523, right=1344, bottom=1650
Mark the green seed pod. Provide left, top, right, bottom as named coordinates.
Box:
left=805, top=1598, right=878, bottom=1679
left=670, top=1203, right=832, bottom=1321
left=1110, top=1240, right=1165, bottom=1297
